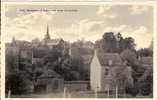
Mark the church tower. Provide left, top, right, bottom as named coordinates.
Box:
left=44, top=24, right=51, bottom=42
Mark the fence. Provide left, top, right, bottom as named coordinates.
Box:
left=62, top=85, right=126, bottom=98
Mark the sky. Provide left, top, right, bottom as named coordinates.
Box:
left=4, top=4, right=153, bottom=49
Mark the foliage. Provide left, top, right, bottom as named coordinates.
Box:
left=5, top=31, right=153, bottom=96
left=99, top=32, right=135, bottom=53
left=6, top=72, right=32, bottom=95
left=102, top=32, right=117, bottom=52
left=120, top=48, right=153, bottom=96
left=137, top=48, right=153, bottom=57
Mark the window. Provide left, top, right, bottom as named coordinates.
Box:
left=105, top=67, right=109, bottom=76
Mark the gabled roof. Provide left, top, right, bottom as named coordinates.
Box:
left=39, top=69, right=61, bottom=79
left=97, top=53, right=122, bottom=66
left=94, top=52, right=123, bottom=66
left=90, top=50, right=123, bottom=67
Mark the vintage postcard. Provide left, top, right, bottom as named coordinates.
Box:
left=1, top=0, right=157, bottom=2
left=1, top=1, right=156, bottom=99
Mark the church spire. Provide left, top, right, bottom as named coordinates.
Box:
left=44, top=24, right=51, bottom=40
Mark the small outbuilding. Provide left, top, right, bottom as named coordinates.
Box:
left=34, top=70, right=64, bottom=93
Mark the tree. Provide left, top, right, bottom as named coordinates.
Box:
left=137, top=48, right=153, bottom=57
left=57, top=56, right=86, bottom=81
left=44, top=48, right=62, bottom=64
left=120, top=49, right=142, bottom=72
left=102, top=32, right=117, bottom=53
left=138, top=68, right=153, bottom=96
left=122, top=37, right=135, bottom=50
left=120, top=49, right=153, bottom=96
left=97, top=32, right=136, bottom=53
left=6, top=71, right=33, bottom=95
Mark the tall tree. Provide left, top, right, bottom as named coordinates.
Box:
left=102, top=32, right=117, bottom=53
left=137, top=48, right=153, bottom=57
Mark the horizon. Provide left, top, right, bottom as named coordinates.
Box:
left=4, top=4, right=153, bottom=49
left=7, top=31, right=153, bottom=50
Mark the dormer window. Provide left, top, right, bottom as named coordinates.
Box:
left=108, top=60, right=112, bottom=66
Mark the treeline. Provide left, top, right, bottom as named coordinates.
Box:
left=95, top=32, right=135, bottom=53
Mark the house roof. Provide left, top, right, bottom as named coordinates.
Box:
left=89, top=50, right=123, bottom=67
left=97, top=52, right=123, bottom=66
left=82, top=55, right=93, bottom=65
left=45, top=38, right=63, bottom=46
left=39, top=69, right=61, bottom=78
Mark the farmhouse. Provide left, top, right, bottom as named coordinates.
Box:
left=90, top=50, right=132, bottom=92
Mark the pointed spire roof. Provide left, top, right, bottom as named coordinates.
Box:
left=44, top=24, right=51, bottom=40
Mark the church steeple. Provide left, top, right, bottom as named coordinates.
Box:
left=44, top=24, right=51, bottom=41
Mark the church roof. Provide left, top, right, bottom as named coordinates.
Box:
left=44, top=38, right=62, bottom=46
left=96, top=52, right=123, bottom=66
left=44, top=24, right=51, bottom=40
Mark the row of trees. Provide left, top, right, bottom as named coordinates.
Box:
left=95, top=32, right=135, bottom=53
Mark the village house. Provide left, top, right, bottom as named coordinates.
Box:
left=34, top=69, right=64, bottom=93
left=90, top=50, right=132, bottom=93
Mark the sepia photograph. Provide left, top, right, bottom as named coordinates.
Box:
left=3, top=3, right=154, bottom=98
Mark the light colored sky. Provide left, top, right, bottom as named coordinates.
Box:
left=4, top=4, right=153, bottom=49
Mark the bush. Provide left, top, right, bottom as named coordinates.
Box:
left=6, top=72, right=32, bottom=95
